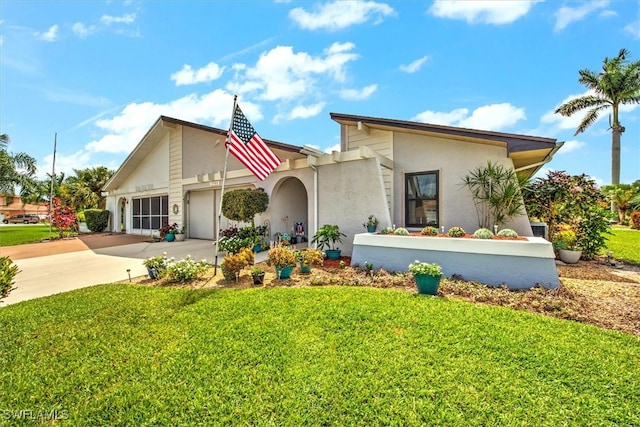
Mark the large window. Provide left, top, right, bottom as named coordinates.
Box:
left=405, top=171, right=439, bottom=228
left=132, top=196, right=168, bottom=231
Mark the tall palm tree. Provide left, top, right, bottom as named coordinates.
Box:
left=63, top=166, right=114, bottom=211
left=555, top=48, right=640, bottom=185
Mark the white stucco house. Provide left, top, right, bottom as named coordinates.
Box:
left=103, top=113, right=561, bottom=256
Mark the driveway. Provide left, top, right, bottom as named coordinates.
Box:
left=1, top=234, right=220, bottom=306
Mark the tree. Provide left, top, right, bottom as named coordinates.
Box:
left=554, top=49, right=640, bottom=186
left=0, top=134, right=37, bottom=196
left=221, top=188, right=269, bottom=226
left=61, top=166, right=114, bottom=211
left=601, top=183, right=634, bottom=225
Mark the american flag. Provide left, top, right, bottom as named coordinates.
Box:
left=226, top=104, right=281, bottom=181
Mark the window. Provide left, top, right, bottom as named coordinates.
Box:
left=132, top=196, right=168, bottom=231
left=405, top=171, right=439, bottom=228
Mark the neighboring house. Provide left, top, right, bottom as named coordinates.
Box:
left=103, top=113, right=561, bottom=255
left=0, top=195, right=48, bottom=219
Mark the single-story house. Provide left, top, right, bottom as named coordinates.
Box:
left=103, top=113, right=561, bottom=256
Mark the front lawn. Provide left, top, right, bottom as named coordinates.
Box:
left=0, top=224, right=58, bottom=247
left=606, top=226, right=640, bottom=265
left=1, top=285, right=638, bottom=426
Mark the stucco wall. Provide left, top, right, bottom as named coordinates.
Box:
left=392, top=133, right=533, bottom=236
left=316, top=157, right=391, bottom=255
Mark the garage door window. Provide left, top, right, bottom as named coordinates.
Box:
left=132, top=196, right=168, bottom=230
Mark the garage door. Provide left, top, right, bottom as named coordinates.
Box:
left=188, top=190, right=215, bottom=239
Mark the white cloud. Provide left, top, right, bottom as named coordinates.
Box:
left=340, top=84, right=377, bottom=100
left=624, top=19, right=640, bottom=39
left=556, top=139, right=586, bottom=154
left=229, top=42, right=360, bottom=102
left=274, top=102, right=326, bottom=122
left=428, top=0, right=539, bottom=25
left=399, top=56, right=429, bottom=73
left=71, top=22, right=96, bottom=38
left=85, top=89, right=237, bottom=154
left=36, top=25, right=59, bottom=42
left=100, top=13, right=136, bottom=25
left=412, top=103, right=526, bottom=131
left=553, top=0, right=610, bottom=32
left=289, top=1, right=395, bottom=31
left=170, top=62, right=225, bottom=86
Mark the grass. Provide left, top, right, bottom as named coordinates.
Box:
left=0, top=224, right=58, bottom=247
left=606, top=226, right=640, bottom=265
left=1, top=285, right=638, bottom=426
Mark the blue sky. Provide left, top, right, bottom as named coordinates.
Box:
left=1, top=0, right=639, bottom=185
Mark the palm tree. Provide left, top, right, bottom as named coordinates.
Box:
left=62, top=166, right=114, bottom=211
left=555, top=48, right=640, bottom=186
left=602, top=184, right=634, bottom=225
left=0, top=133, right=37, bottom=196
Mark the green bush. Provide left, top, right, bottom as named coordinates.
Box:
left=393, top=227, right=409, bottom=236
left=497, top=228, right=519, bottom=238
left=84, top=209, right=110, bottom=232
left=165, top=256, right=209, bottom=283
left=421, top=226, right=439, bottom=236
left=448, top=226, right=465, bottom=237
left=473, top=228, right=494, bottom=239
left=0, top=256, right=20, bottom=299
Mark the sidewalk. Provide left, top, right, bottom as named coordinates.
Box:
left=1, top=234, right=228, bottom=306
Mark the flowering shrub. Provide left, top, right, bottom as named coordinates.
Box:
left=448, top=227, right=465, bottom=237
left=421, top=226, right=438, bottom=236
left=394, top=227, right=409, bottom=236
left=51, top=198, right=77, bottom=238
left=159, top=222, right=179, bottom=237
left=0, top=256, right=20, bottom=300
left=473, top=228, right=494, bottom=239
left=267, top=244, right=297, bottom=269
left=297, top=248, right=324, bottom=267
left=221, top=248, right=254, bottom=281
left=143, top=253, right=169, bottom=278
left=165, top=255, right=209, bottom=283
left=497, top=229, right=519, bottom=238
left=408, top=260, right=442, bottom=277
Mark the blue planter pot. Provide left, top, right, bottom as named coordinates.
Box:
left=325, top=249, right=341, bottom=260
left=299, top=263, right=312, bottom=274
left=414, top=274, right=441, bottom=295
left=275, top=265, right=294, bottom=279
left=147, top=268, right=158, bottom=280
left=366, top=224, right=377, bottom=233
left=165, top=233, right=175, bottom=242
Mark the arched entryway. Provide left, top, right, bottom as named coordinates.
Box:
left=268, top=177, right=309, bottom=243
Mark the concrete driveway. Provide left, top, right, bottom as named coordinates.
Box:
left=1, top=234, right=222, bottom=306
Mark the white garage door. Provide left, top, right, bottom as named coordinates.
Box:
left=189, top=190, right=215, bottom=239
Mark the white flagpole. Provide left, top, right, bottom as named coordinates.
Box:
left=48, top=132, right=57, bottom=240
left=214, top=95, right=238, bottom=276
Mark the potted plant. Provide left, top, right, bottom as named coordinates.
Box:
left=221, top=247, right=254, bottom=281
left=174, top=225, right=186, bottom=242
left=143, top=253, right=168, bottom=279
left=363, top=215, right=379, bottom=233
left=553, top=228, right=581, bottom=264
left=267, top=243, right=297, bottom=279
left=311, top=224, right=346, bottom=260
left=159, top=222, right=179, bottom=242
left=250, top=267, right=265, bottom=285
left=296, top=248, right=324, bottom=274
left=408, top=260, right=442, bottom=295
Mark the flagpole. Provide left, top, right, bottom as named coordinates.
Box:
left=48, top=132, right=57, bottom=240
left=214, top=95, right=238, bottom=276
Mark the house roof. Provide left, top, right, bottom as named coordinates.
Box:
left=330, top=112, right=562, bottom=177
left=103, top=115, right=302, bottom=191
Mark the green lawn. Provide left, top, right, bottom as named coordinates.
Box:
left=606, top=226, right=640, bottom=265
left=0, top=224, right=58, bottom=246
left=1, top=286, right=638, bottom=426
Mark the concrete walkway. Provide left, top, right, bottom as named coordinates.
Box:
left=1, top=234, right=235, bottom=306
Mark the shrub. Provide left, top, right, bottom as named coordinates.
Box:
left=142, top=253, right=169, bottom=278
left=631, top=211, right=640, bottom=229
left=51, top=197, right=77, bottom=238
left=394, top=227, right=409, bottom=236
left=473, top=228, right=494, bottom=239
left=165, top=255, right=210, bottom=283
left=267, top=244, right=297, bottom=269
left=553, top=228, right=577, bottom=251
left=221, top=248, right=254, bottom=281
left=0, top=256, right=20, bottom=300
left=84, top=209, right=110, bottom=232
left=448, top=226, right=465, bottom=237
left=421, top=226, right=439, bottom=236
left=380, top=227, right=394, bottom=235
left=497, top=228, right=519, bottom=238
left=221, top=188, right=269, bottom=226
left=297, top=248, right=324, bottom=267
left=408, top=260, right=442, bottom=276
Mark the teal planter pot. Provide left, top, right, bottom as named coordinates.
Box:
left=366, top=224, right=377, bottom=233
left=165, top=233, right=175, bottom=242
left=275, top=265, right=294, bottom=279
left=299, top=263, right=311, bottom=274
left=325, top=249, right=341, bottom=260
left=414, top=274, right=441, bottom=295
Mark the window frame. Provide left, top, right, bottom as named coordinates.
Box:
left=405, top=170, right=439, bottom=228
left=132, top=195, right=169, bottom=231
